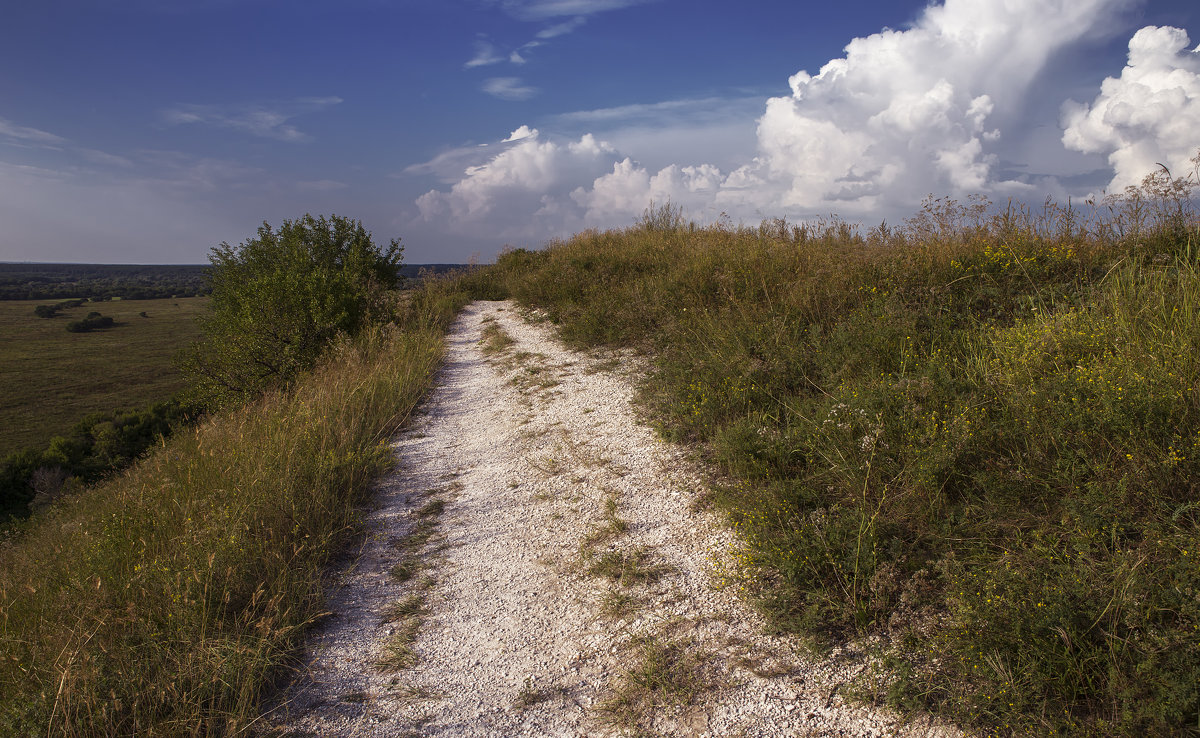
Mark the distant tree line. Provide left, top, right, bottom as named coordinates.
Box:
left=0, top=263, right=211, bottom=300
left=0, top=401, right=201, bottom=519
left=1, top=262, right=464, bottom=301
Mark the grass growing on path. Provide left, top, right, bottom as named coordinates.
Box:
left=470, top=167, right=1200, bottom=735
left=0, top=279, right=468, bottom=736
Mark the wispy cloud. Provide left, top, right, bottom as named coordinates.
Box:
left=465, top=1, right=638, bottom=72
left=482, top=77, right=538, bottom=101
left=557, top=96, right=762, bottom=124
left=78, top=148, right=134, bottom=168
left=161, top=97, right=343, bottom=142
left=536, top=16, right=586, bottom=38
left=133, top=149, right=264, bottom=191
left=296, top=179, right=348, bottom=192
left=0, top=116, right=137, bottom=175
left=498, top=0, right=656, bottom=21
left=0, top=117, right=67, bottom=146
left=467, top=37, right=543, bottom=68
left=465, top=40, right=506, bottom=68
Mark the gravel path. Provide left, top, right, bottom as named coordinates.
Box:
left=262, top=301, right=961, bottom=737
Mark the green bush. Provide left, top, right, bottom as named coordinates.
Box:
left=182, top=214, right=404, bottom=408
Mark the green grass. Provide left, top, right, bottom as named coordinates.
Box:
left=469, top=168, right=1200, bottom=735
left=584, top=547, right=671, bottom=586
left=0, top=298, right=207, bottom=456
left=479, top=322, right=516, bottom=354
left=599, top=634, right=709, bottom=730
left=0, top=278, right=468, bottom=735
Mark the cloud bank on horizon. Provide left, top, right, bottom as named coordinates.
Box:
left=418, top=0, right=1200, bottom=242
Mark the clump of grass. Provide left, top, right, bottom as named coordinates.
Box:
left=599, top=587, right=638, bottom=619
left=378, top=482, right=452, bottom=675
left=511, top=677, right=564, bottom=710
left=509, top=364, right=561, bottom=392
left=599, top=635, right=709, bottom=729
left=416, top=497, right=445, bottom=518
left=383, top=594, right=425, bottom=621
left=389, top=557, right=420, bottom=583
left=528, top=454, right=563, bottom=476
left=0, top=276, right=470, bottom=735
left=584, top=548, right=671, bottom=587
left=377, top=618, right=422, bottom=671
left=471, top=160, right=1200, bottom=735
left=480, top=323, right=515, bottom=355
left=580, top=491, right=629, bottom=550
left=378, top=581, right=436, bottom=673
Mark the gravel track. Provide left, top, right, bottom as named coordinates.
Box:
left=262, top=301, right=961, bottom=738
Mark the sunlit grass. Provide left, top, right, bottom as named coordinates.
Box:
left=470, top=163, right=1200, bottom=735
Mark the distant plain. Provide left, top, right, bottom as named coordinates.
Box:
left=0, top=297, right=206, bottom=456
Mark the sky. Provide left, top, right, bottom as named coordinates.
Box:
left=1, top=0, right=1198, bottom=265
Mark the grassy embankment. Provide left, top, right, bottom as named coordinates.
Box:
left=0, top=298, right=207, bottom=456
left=471, top=176, right=1200, bottom=734
left=0, top=278, right=468, bottom=735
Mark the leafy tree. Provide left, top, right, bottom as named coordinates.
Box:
left=64, top=314, right=114, bottom=331
left=65, top=314, right=114, bottom=332
left=183, top=214, right=403, bottom=407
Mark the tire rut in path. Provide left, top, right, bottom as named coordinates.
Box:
left=262, top=300, right=960, bottom=738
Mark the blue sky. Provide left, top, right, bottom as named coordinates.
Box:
left=1, top=0, right=1198, bottom=264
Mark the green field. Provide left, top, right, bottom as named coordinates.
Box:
left=0, top=298, right=207, bottom=456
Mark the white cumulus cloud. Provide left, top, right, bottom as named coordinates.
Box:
left=504, top=125, right=538, bottom=142
left=1062, top=25, right=1200, bottom=190
left=573, top=161, right=723, bottom=223
left=743, top=0, right=1136, bottom=215
left=418, top=0, right=1200, bottom=247
left=415, top=128, right=621, bottom=237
